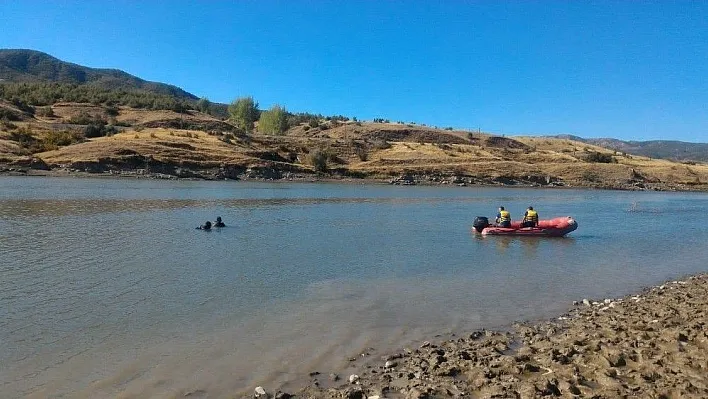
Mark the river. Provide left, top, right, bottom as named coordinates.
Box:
left=1, top=177, right=706, bottom=398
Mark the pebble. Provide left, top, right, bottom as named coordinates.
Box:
left=349, top=374, right=360, bottom=384
left=254, top=386, right=268, bottom=398
left=582, top=299, right=591, bottom=306
left=385, top=360, right=397, bottom=368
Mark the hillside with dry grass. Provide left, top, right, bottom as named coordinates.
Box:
left=2, top=100, right=708, bottom=191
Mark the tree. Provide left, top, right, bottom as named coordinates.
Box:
left=258, top=104, right=289, bottom=135
left=196, top=97, right=211, bottom=114
left=228, top=96, right=259, bottom=132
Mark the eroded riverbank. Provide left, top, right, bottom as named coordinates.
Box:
left=2, top=164, right=705, bottom=192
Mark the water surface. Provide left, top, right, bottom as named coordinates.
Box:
left=1, top=177, right=706, bottom=398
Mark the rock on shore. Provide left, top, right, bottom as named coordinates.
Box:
left=273, top=274, right=708, bottom=398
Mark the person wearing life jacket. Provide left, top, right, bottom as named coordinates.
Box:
left=214, top=216, right=225, bottom=228
left=522, top=206, right=539, bottom=228
left=495, top=206, right=511, bottom=228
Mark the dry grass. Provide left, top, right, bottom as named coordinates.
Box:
left=39, top=128, right=253, bottom=166
left=2, top=102, right=708, bottom=188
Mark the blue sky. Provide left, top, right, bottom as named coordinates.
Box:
left=1, top=1, right=707, bottom=142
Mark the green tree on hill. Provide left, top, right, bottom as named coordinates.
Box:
left=258, top=104, right=289, bottom=135
left=196, top=97, right=211, bottom=114
left=228, top=96, right=259, bottom=132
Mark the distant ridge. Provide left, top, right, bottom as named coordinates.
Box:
left=552, top=134, right=708, bottom=162
left=0, top=49, right=198, bottom=100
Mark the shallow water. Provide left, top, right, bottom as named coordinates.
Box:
left=1, top=177, right=706, bottom=398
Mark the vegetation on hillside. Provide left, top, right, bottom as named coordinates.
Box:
left=258, top=105, right=288, bottom=135
left=0, top=82, right=192, bottom=112
left=0, top=49, right=197, bottom=99
left=227, top=96, right=259, bottom=132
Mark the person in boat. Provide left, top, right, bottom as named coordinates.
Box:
left=197, top=221, right=212, bottom=230
left=495, top=206, right=511, bottom=228
left=214, top=216, right=225, bottom=228
left=522, top=206, right=539, bottom=228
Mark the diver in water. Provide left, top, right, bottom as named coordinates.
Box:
left=214, top=216, right=225, bottom=228
left=197, top=221, right=212, bottom=230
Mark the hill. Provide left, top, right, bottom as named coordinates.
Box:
left=0, top=49, right=706, bottom=191
left=554, top=135, right=708, bottom=163
left=2, top=102, right=707, bottom=192
left=0, top=49, right=197, bottom=100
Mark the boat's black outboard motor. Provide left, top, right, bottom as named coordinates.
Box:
left=473, top=216, right=490, bottom=233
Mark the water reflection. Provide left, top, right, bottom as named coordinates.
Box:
left=471, top=234, right=575, bottom=258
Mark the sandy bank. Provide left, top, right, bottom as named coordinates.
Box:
left=249, top=274, right=708, bottom=398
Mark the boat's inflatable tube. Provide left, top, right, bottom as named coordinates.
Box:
left=472, top=216, right=578, bottom=237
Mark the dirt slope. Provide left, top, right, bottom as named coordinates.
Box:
left=2, top=103, right=708, bottom=190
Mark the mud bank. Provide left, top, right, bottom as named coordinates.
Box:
left=251, top=274, right=708, bottom=399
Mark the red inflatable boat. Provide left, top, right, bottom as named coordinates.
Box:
left=472, top=216, right=578, bottom=237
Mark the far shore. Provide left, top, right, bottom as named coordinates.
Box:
left=247, top=273, right=708, bottom=399
left=1, top=165, right=705, bottom=193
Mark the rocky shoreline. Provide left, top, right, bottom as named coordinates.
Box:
left=248, top=274, right=708, bottom=399
left=1, top=161, right=703, bottom=192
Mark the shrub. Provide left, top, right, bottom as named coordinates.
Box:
left=11, top=99, right=34, bottom=115
left=354, top=145, right=368, bottom=161
left=0, top=108, right=21, bottom=121
left=1, top=117, right=18, bottom=130
left=68, top=112, right=106, bottom=125
left=307, top=149, right=328, bottom=173
left=105, top=106, right=119, bottom=117
left=9, top=127, right=36, bottom=146
left=83, top=123, right=117, bottom=138
left=584, top=151, right=615, bottom=163
left=36, top=106, right=55, bottom=117
left=371, top=139, right=391, bottom=150
left=581, top=170, right=600, bottom=182
left=43, top=130, right=84, bottom=148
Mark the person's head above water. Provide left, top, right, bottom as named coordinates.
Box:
left=528, top=206, right=533, bottom=210
left=216, top=217, right=222, bottom=222
left=204, top=221, right=211, bottom=228
left=499, top=206, right=505, bottom=211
